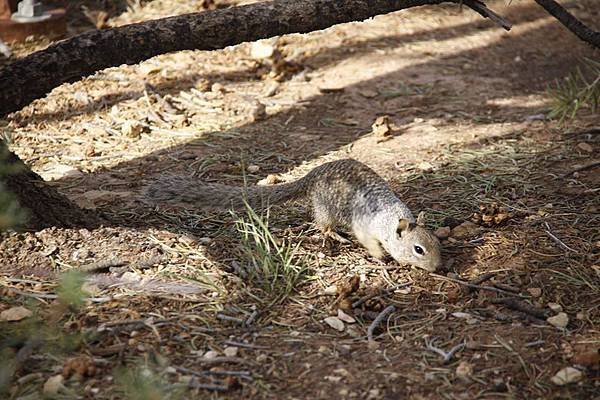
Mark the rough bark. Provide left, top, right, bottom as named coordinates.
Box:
left=534, top=0, right=600, bottom=49
left=2, top=146, right=105, bottom=230
left=0, top=0, right=510, bottom=117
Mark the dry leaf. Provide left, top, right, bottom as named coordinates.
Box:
left=371, top=116, right=393, bottom=137
left=324, top=317, right=345, bottom=332
left=551, top=367, right=582, bottom=385
left=43, top=375, right=65, bottom=395
left=0, top=306, right=33, bottom=321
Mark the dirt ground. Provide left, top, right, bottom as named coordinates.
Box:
left=1, top=0, right=599, bottom=398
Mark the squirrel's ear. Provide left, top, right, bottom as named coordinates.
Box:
left=416, top=211, right=426, bottom=226
left=397, top=218, right=413, bottom=235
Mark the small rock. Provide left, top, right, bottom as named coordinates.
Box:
left=547, top=312, right=569, bottom=328
left=0, top=306, right=33, bottom=321
left=249, top=101, right=267, bottom=122
left=548, top=303, right=563, bottom=313
left=434, top=226, right=451, bottom=239
left=43, top=375, right=65, bottom=395
left=451, top=221, right=481, bottom=239
left=121, top=120, right=144, bottom=138
left=324, top=316, right=345, bottom=332
left=323, top=285, right=338, bottom=295
left=551, top=367, right=582, bottom=385
left=337, top=309, right=356, bottom=324
left=577, top=142, right=593, bottom=153
left=203, top=350, right=220, bottom=359
left=223, top=346, right=238, bottom=357
left=527, top=287, right=542, bottom=298
left=456, top=361, right=473, bottom=379
left=247, top=165, right=260, bottom=173
left=250, top=40, right=276, bottom=59
left=451, top=312, right=472, bottom=319
left=211, top=82, right=225, bottom=93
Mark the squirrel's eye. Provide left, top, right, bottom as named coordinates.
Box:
left=414, top=245, right=424, bottom=255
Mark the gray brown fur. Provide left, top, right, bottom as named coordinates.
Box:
left=143, top=159, right=442, bottom=271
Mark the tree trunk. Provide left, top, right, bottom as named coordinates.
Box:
left=0, top=0, right=509, bottom=117
left=2, top=145, right=105, bottom=230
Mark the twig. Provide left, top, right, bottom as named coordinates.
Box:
left=430, top=273, right=528, bottom=298
left=470, top=272, right=495, bottom=286
left=544, top=222, right=578, bottom=253
left=492, top=298, right=549, bottom=319
left=367, top=305, right=396, bottom=342
left=424, top=337, right=465, bottom=363
left=196, top=356, right=253, bottom=366
left=467, top=272, right=495, bottom=293
left=492, top=283, right=521, bottom=293
left=463, top=0, right=512, bottom=30
left=244, top=310, right=259, bottom=326
left=174, top=366, right=251, bottom=379
left=187, top=378, right=230, bottom=392
left=524, top=340, right=545, bottom=348
left=534, top=0, right=600, bottom=48
left=352, top=283, right=411, bottom=308
left=223, top=340, right=269, bottom=350
left=562, top=160, right=600, bottom=178
left=216, top=313, right=245, bottom=324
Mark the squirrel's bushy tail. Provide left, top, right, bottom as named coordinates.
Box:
left=142, top=174, right=308, bottom=211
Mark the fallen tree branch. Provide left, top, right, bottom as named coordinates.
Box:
left=0, top=0, right=510, bottom=117
left=534, top=0, right=600, bottom=49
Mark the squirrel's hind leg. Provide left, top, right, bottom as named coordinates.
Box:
left=312, top=198, right=350, bottom=244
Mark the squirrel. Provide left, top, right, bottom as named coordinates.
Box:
left=144, top=159, right=442, bottom=272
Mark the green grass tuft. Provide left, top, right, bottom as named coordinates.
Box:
left=547, top=58, right=600, bottom=122
left=233, top=201, right=307, bottom=300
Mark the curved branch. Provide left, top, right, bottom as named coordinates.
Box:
left=0, top=0, right=510, bottom=117
left=535, top=0, right=600, bottom=48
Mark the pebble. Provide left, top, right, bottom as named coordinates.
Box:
left=547, top=312, right=569, bottom=328
left=548, top=303, right=563, bottom=313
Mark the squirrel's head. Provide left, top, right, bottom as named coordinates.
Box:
left=386, top=212, right=442, bottom=272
